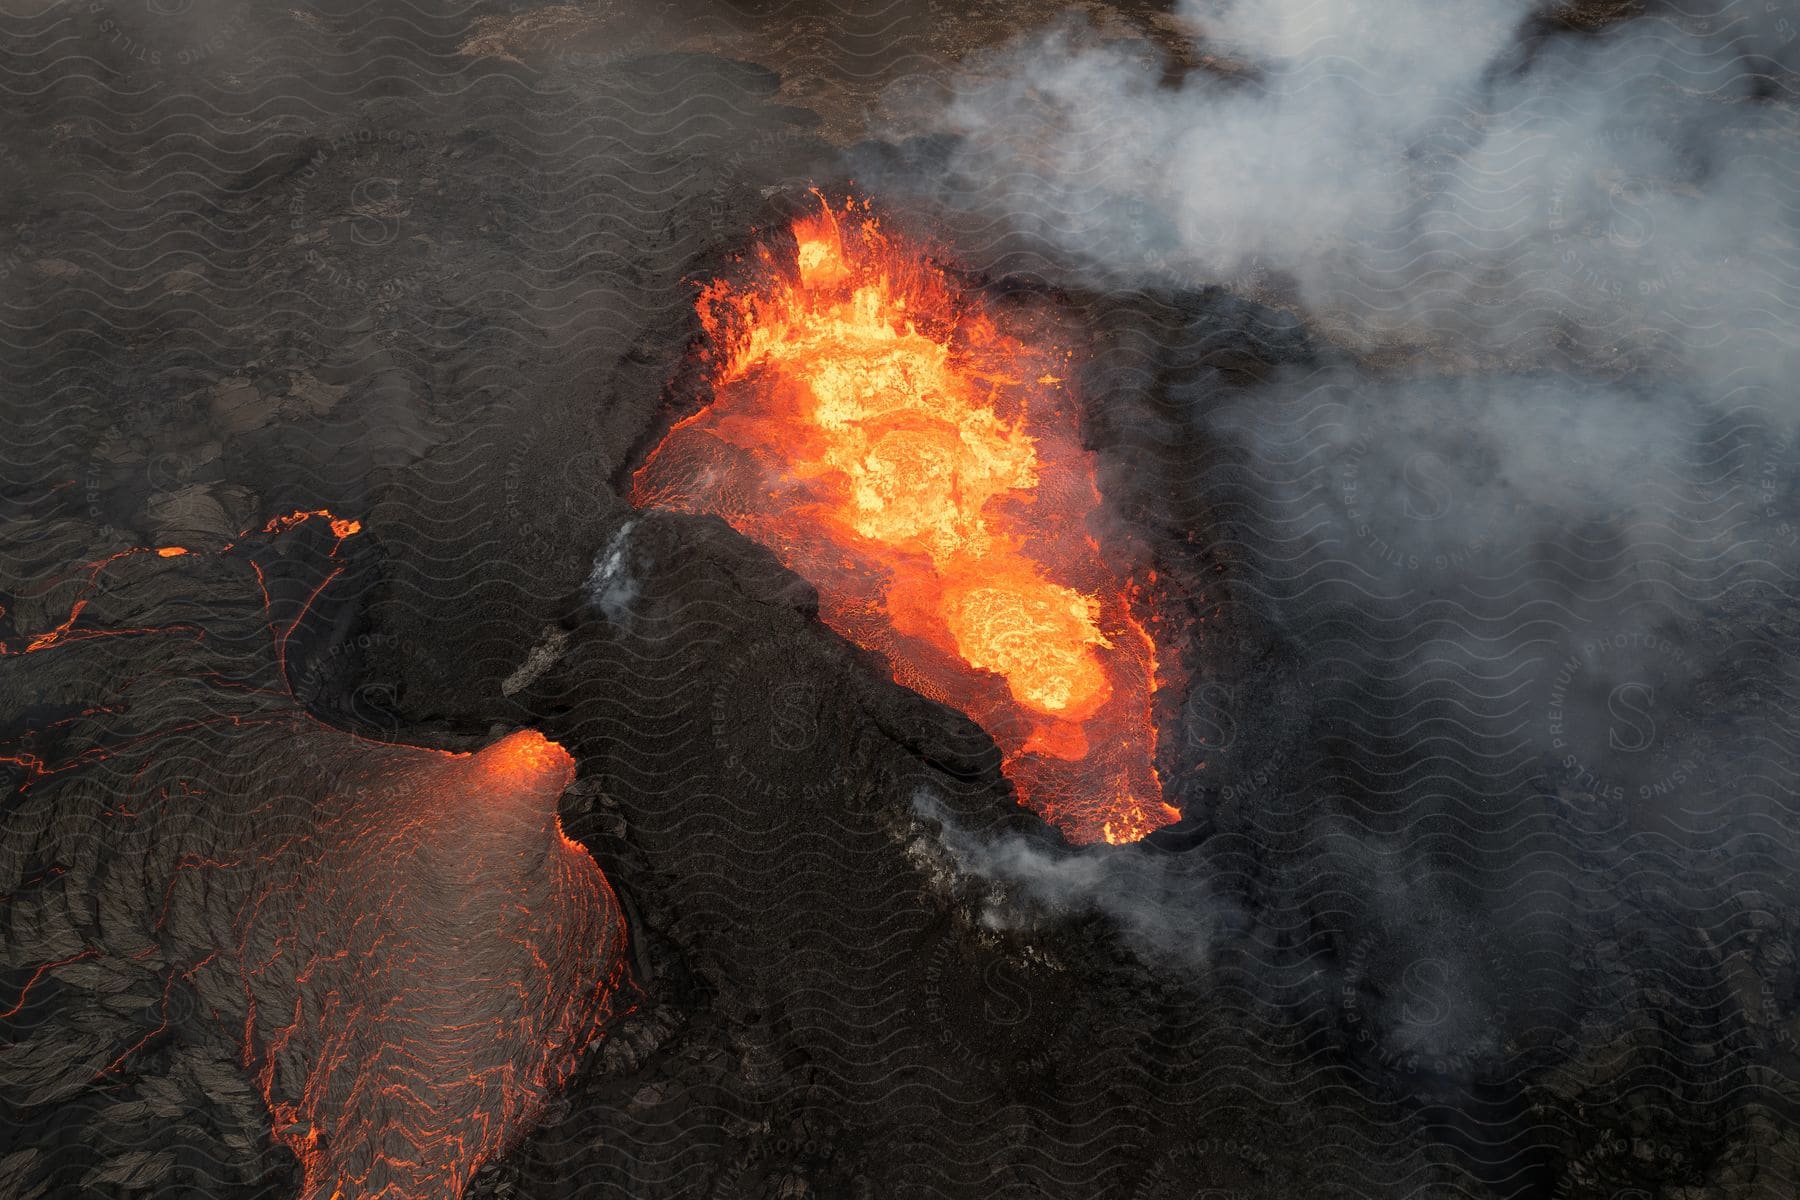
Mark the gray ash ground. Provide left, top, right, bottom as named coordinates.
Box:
left=5, top=1, right=1800, bottom=1198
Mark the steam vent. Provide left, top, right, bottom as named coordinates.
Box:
left=7, top=2, right=1800, bottom=1198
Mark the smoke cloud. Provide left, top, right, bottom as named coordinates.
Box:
left=910, top=791, right=1238, bottom=971
left=586, top=518, right=646, bottom=626
left=877, top=1, right=1800, bottom=1095
left=886, top=0, right=1797, bottom=393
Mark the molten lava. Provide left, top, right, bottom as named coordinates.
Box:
left=1, top=511, right=629, bottom=1200
left=633, top=198, right=1178, bottom=844
left=246, top=723, right=628, bottom=1200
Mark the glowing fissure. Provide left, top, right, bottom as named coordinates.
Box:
left=633, top=198, right=1178, bottom=844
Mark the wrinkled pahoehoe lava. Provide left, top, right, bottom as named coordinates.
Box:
left=8, top=0, right=1800, bottom=1197
left=233, top=724, right=627, bottom=1200
left=0, top=517, right=629, bottom=1199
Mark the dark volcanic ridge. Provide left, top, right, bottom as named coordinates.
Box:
left=5, top=1, right=1800, bottom=1198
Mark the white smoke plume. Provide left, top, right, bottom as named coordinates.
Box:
left=910, top=791, right=1237, bottom=971
left=890, top=0, right=1798, bottom=398
left=586, top=517, right=644, bottom=625
left=880, top=0, right=1800, bottom=978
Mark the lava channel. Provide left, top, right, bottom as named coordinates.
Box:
left=632, top=197, right=1180, bottom=844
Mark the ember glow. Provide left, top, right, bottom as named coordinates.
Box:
left=249, top=723, right=628, bottom=1200
left=2, top=512, right=628, bottom=1200
left=634, top=198, right=1178, bottom=844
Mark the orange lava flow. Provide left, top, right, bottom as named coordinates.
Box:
left=247, top=725, right=628, bottom=1200
left=1, top=509, right=630, bottom=1199
left=633, top=198, right=1178, bottom=844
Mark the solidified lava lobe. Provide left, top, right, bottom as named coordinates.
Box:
left=244, top=726, right=628, bottom=1200
left=632, top=197, right=1180, bottom=844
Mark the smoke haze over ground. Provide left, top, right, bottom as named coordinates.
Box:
left=6, top=1, right=1800, bottom=1196
left=894, top=0, right=1798, bottom=384
left=871, top=10, right=1800, bottom=1192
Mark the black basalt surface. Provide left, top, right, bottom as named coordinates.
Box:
left=5, top=3, right=1800, bottom=1199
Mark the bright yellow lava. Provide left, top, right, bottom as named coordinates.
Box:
left=635, top=197, right=1179, bottom=845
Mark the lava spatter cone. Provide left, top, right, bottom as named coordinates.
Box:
left=634, top=195, right=1179, bottom=844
